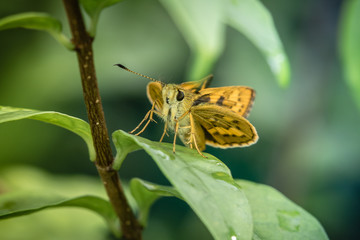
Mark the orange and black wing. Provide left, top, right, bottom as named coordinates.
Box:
left=195, top=86, right=255, bottom=118
left=191, top=104, right=258, bottom=148
left=180, top=74, right=213, bottom=92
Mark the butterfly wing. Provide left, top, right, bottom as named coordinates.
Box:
left=180, top=74, right=213, bottom=92
left=191, top=105, right=258, bottom=148
left=195, top=86, right=255, bottom=118
left=147, top=82, right=163, bottom=111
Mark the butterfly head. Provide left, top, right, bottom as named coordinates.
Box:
left=163, top=84, right=185, bottom=105
left=162, top=84, right=193, bottom=121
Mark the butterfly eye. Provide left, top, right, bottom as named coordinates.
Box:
left=176, top=90, right=185, bottom=101
left=166, top=97, right=169, bottom=104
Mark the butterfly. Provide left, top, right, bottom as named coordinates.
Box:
left=116, top=64, right=258, bottom=157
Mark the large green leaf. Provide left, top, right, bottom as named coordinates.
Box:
left=224, top=0, right=290, bottom=87
left=236, top=180, right=329, bottom=240
left=79, top=0, right=125, bottom=36
left=0, top=12, right=73, bottom=50
left=129, top=177, right=329, bottom=239
left=0, top=106, right=95, bottom=161
left=0, top=191, right=120, bottom=237
left=339, top=0, right=360, bottom=110
left=158, top=0, right=290, bottom=86
left=113, top=130, right=253, bottom=240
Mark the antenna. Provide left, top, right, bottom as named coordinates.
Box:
left=115, top=64, right=162, bottom=84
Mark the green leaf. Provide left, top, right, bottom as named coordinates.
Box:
left=158, top=0, right=291, bottom=86
left=113, top=130, right=253, bottom=240
left=0, top=106, right=95, bottom=161
left=339, top=0, right=360, bottom=110
left=224, top=0, right=290, bottom=87
left=236, top=180, right=329, bottom=240
left=158, top=0, right=225, bottom=80
left=130, top=178, right=181, bottom=226
left=0, top=191, right=120, bottom=237
left=122, top=176, right=330, bottom=239
left=0, top=166, right=122, bottom=237
left=113, top=132, right=141, bottom=170
left=79, top=0, right=125, bottom=36
left=0, top=12, right=74, bottom=50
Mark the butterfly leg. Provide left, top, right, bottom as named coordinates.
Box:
left=130, top=101, right=159, bottom=135
left=171, top=109, right=191, bottom=153
left=173, top=120, right=179, bottom=153
left=189, top=112, right=207, bottom=158
left=159, top=120, right=169, bottom=143
left=129, top=109, right=151, bottom=134
left=135, top=110, right=158, bottom=136
left=172, top=110, right=194, bottom=154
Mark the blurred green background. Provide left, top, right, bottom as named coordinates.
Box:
left=0, top=0, right=359, bottom=239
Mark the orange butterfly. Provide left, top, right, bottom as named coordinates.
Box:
left=116, top=64, right=258, bottom=157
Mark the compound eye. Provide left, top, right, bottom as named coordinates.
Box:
left=166, top=97, right=169, bottom=104
left=176, top=90, right=184, bottom=101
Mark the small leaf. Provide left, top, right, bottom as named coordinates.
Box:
left=0, top=12, right=74, bottom=50
left=113, top=133, right=141, bottom=170
left=0, top=191, right=120, bottom=237
left=0, top=106, right=95, bottom=161
left=130, top=178, right=181, bottom=226
left=113, top=130, right=253, bottom=240
left=79, top=0, right=125, bottom=36
left=236, top=180, right=329, bottom=240
left=339, top=0, right=360, bottom=110
left=158, top=0, right=225, bottom=80
left=224, top=0, right=290, bottom=87
left=131, top=178, right=182, bottom=199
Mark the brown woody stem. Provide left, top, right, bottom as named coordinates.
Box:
left=61, top=0, right=142, bottom=239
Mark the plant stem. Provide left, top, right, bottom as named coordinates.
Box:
left=61, top=0, right=142, bottom=239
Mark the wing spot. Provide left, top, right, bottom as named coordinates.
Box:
left=193, top=94, right=211, bottom=106
left=216, top=96, right=225, bottom=106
